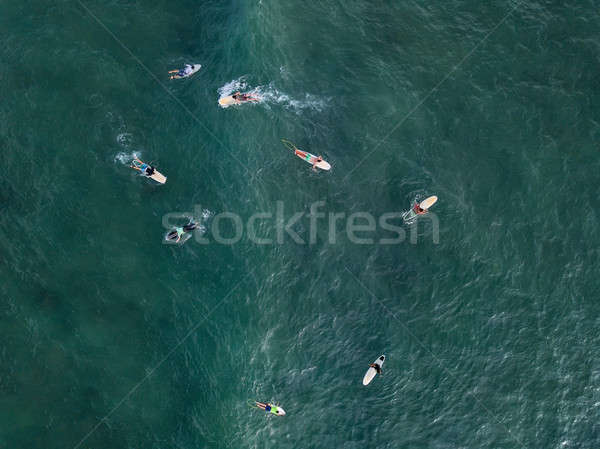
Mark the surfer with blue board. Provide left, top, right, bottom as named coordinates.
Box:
left=250, top=401, right=286, bottom=416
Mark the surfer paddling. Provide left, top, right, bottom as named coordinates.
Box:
left=169, top=64, right=196, bottom=79
left=232, top=91, right=259, bottom=103
left=131, top=158, right=155, bottom=177
left=253, top=401, right=286, bottom=416
left=402, top=196, right=438, bottom=223
left=281, top=139, right=331, bottom=171
left=166, top=222, right=198, bottom=243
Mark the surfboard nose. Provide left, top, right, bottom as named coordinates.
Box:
left=278, top=408, right=286, bottom=416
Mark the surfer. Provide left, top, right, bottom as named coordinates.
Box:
left=403, top=196, right=437, bottom=223
left=232, top=91, right=258, bottom=103
left=412, top=202, right=428, bottom=215
left=166, top=222, right=198, bottom=243
left=312, top=155, right=323, bottom=172
left=369, top=362, right=382, bottom=375
left=131, top=158, right=154, bottom=177
left=169, top=64, right=195, bottom=79
left=254, top=401, right=285, bottom=416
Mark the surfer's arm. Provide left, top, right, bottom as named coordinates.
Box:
left=168, top=70, right=178, bottom=73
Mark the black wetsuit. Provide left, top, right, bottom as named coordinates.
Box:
left=183, top=223, right=197, bottom=232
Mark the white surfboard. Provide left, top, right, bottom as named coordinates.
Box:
left=419, top=195, right=438, bottom=210
left=171, top=63, right=202, bottom=79
left=218, top=95, right=237, bottom=107
left=148, top=170, right=167, bottom=184
left=362, top=355, right=385, bottom=386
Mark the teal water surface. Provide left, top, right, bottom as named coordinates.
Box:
left=2, top=0, right=600, bottom=448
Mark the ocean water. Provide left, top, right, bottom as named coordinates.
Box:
left=2, top=0, right=600, bottom=447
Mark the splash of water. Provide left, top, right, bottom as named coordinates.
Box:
left=116, top=132, right=133, bottom=147
left=114, top=150, right=140, bottom=165
left=255, top=83, right=328, bottom=113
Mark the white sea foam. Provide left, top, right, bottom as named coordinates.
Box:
left=200, top=208, right=213, bottom=220
left=114, top=151, right=140, bottom=165
left=255, top=84, right=327, bottom=113
left=116, top=132, right=133, bottom=147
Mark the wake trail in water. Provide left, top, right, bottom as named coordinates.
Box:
left=114, top=150, right=141, bottom=165
left=217, top=77, right=327, bottom=112
left=114, top=131, right=142, bottom=166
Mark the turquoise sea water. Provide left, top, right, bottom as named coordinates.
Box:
left=2, top=0, right=600, bottom=447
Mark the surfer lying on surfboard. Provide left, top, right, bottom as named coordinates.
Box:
left=131, top=157, right=155, bottom=177
left=169, top=64, right=199, bottom=79
left=412, top=203, right=428, bottom=215
left=232, top=91, right=259, bottom=103
left=166, top=222, right=198, bottom=243
left=251, top=401, right=286, bottom=416
left=281, top=139, right=331, bottom=171
left=402, top=196, right=438, bottom=223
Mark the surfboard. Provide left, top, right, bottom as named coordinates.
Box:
left=419, top=195, right=438, bottom=210
left=170, top=63, right=202, bottom=79
left=218, top=95, right=237, bottom=106
left=131, top=159, right=166, bottom=184
left=362, top=355, right=385, bottom=386
left=148, top=171, right=167, bottom=184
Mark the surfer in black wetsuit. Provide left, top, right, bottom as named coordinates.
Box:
left=369, top=363, right=382, bottom=375
left=183, top=222, right=198, bottom=232
left=166, top=222, right=198, bottom=243
left=145, top=166, right=155, bottom=176
left=169, top=64, right=195, bottom=79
